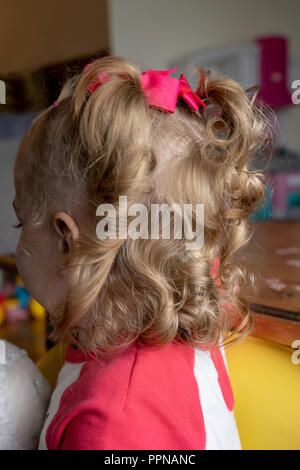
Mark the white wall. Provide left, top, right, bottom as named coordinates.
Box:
left=108, top=0, right=300, bottom=152
left=108, top=0, right=300, bottom=69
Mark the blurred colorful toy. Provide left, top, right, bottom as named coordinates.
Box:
left=28, top=298, right=46, bottom=320
left=0, top=294, right=5, bottom=326
left=0, top=265, right=45, bottom=325
left=3, top=298, right=29, bottom=323
left=15, top=286, right=31, bottom=309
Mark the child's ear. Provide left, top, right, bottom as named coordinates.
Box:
left=53, top=212, right=79, bottom=254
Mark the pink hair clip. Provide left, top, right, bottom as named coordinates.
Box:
left=83, top=63, right=111, bottom=93
left=83, top=63, right=206, bottom=113
left=53, top=100, right=58, bottom=107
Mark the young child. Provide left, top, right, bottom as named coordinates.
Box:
left=13, top=55, right=272, bottom=450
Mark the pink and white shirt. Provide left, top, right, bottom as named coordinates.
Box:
left=39, top=340, right=241, bottom=450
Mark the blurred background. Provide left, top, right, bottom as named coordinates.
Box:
left=0, top=0, right=300, bottom=359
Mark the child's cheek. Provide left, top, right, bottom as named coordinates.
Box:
left=15, top=228, right=41, bottom=303
left=15, top=226, right=60, bottom=311
left=15, top=231, right=33, bottom=293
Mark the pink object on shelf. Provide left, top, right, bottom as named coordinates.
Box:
left=268, top=172, right=300, bottom=218
left=5, top=307, right=29, bottom=323
left=0, top=281, right=15, bottom=298
left=256, top=36, right=292, bottom=108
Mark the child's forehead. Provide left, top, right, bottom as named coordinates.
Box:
left=14, top=136, right=34, bottom=192
left=15, top=136, right=32, bottom=170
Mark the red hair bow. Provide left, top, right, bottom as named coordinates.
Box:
left=84, top=64, right=206, bottom=113
left=140, top=67, right=206, bottom=112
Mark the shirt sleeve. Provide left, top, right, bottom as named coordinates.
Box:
left=59, top=411, right=122, bottom=450
left=59, top=412, right=170, bottom=450
left=59, top=403, right=204, bottom=450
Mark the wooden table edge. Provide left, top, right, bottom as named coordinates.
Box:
left=251, top=311, right=300, bottom=348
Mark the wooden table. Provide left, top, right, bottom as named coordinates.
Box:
left=244, top=220, right=300, bottom=346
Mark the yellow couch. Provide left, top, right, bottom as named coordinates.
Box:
left=225, top=335, right=300, bottom=449
left=37, top=335, right=300, bottom=450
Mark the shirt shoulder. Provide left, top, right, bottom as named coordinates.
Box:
left=47, top=341, right=206, bottom=450
left=65, top=340, right=200, bottom=416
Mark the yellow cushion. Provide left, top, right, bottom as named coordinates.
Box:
left=226, top=335, right=300, bottom=450
left=36, top=336, right=300, bottom=449
left=36, top=343, right=68, bottom=389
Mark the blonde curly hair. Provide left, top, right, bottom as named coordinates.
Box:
left=19, top=55, right=274, bottom=358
